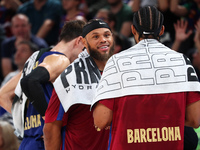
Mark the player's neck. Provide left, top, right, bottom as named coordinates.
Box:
left=93, top=58, right=107, bottom=73
left=53, top=40, right=77, bottom=62
left=52, top=41, right=69, bottom=54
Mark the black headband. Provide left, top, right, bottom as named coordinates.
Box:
left=81, top=20, right=111, bottom=37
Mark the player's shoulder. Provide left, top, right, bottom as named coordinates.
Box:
left=44, top=52, right=69, bottom=64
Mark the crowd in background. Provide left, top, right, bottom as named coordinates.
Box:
left=0, top=0, right=200, bottom=149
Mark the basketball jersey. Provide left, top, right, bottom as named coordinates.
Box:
left=19, top=50, right=65, bottom=150
left=99, top=92, right=200, bottom=150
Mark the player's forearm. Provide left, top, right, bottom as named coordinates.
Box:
left=185, top=100, right=200, bottom=128
left=43, top=122, right=62, bottom=150
left=0, top=86, right=14, bottom=113
left=0, top=72, right=21, bottom=113
left=93, top=103, right=113, bottom=130
left=44, top=136, right=61, bottom=150
left=0, top=93, right=13, bottom=113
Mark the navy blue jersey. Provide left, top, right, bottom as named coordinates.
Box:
left=19, top=51, right=64, bottom=150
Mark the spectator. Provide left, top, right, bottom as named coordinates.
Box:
left=192, top=19, right=200, bottom=79
left=0, top=26, right=6, bottom=83
left=105, top=0, right=133, bottom=37
left=0, top=121, right=19, bottom=150
left=95, top=8, right=116, bottom=31
left=171, top=20, right=192, bottom=52
left=194, top=18, right=200, bottom=53
left=172, top=19, right=197, bottom=66
left=0, top=40, right=37, bottom=126
left=62, top=0, right=86, bottom=21
left=95, top=8, right=133, bottom=49
left=60, top=0, right=86, bottom=31
left=112, top=31, right=125, bottom=53
left=17, top=0, right=63, bottom=46
left=171, top=0, right=200, bottom=30
left=170, top=0, right=200, bottom=55
left=157, top=0, right=180, bottom=47
left=131, top=0, right=157, bottom=12
left=80, top=0, right=108, bottom=20
left=185, top=18, right=200, bottom=150
left=1, top=14, right=48, bottom=78
left=0, top=0, right=21, bottom=38
left=1, top=0, right=22, bottom=12
left=1, top=40, right=38, bottom=87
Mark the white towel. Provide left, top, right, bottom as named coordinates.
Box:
left=54, top=49, right=101, bottom=112
left=12, top=51, right=39, bottom=138
left=92, top=39, right=200, bottom=106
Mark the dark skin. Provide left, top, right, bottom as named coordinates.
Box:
left=93, top=25, right=200, bottom=130
left=43, top=27, right=114, bottom=150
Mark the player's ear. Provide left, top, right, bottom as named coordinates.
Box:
left=159, top=25, right=165, bottom=36
left=131, top=25, right=137, bottom=35
left=75, top=36, right=83, bottom=46
left=81, top=37, right=87, bottom=47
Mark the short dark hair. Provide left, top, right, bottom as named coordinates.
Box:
left=17, top=41, right=38, bottom=53
left=59, top=20, right=86, bottom=42
left=133, top=6, right=164, bottom=40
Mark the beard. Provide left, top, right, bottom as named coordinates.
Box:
left=87, top=42, right=115, bottom=61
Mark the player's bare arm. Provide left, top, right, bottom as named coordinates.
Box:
left=185, top=100, right=200, bottom=128
left=43, top=120, right=62, bottom=150
left=39, top=54, right=70, bottom=82
left=93, top=102, right=113, bottom=130
left=0, top=71, right=22, bottom=113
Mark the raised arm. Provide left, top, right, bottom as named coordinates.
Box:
left=194, top=19, right=200, bottom=51
left=170, top=0, right=188, bottom=16
left=171, top=20, right=192, bottom=51
left=157, top=0, right=169, bottom=12
left=131, top=0, right=141, bottom=12
left=36, top=19, right=55, bottom=39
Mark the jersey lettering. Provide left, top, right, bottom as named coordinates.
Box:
left=127, top=126, right=181, bottom=144
left=61, top=57, right=101, bottom=89
left=24, top=114, right=42, bottom=130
